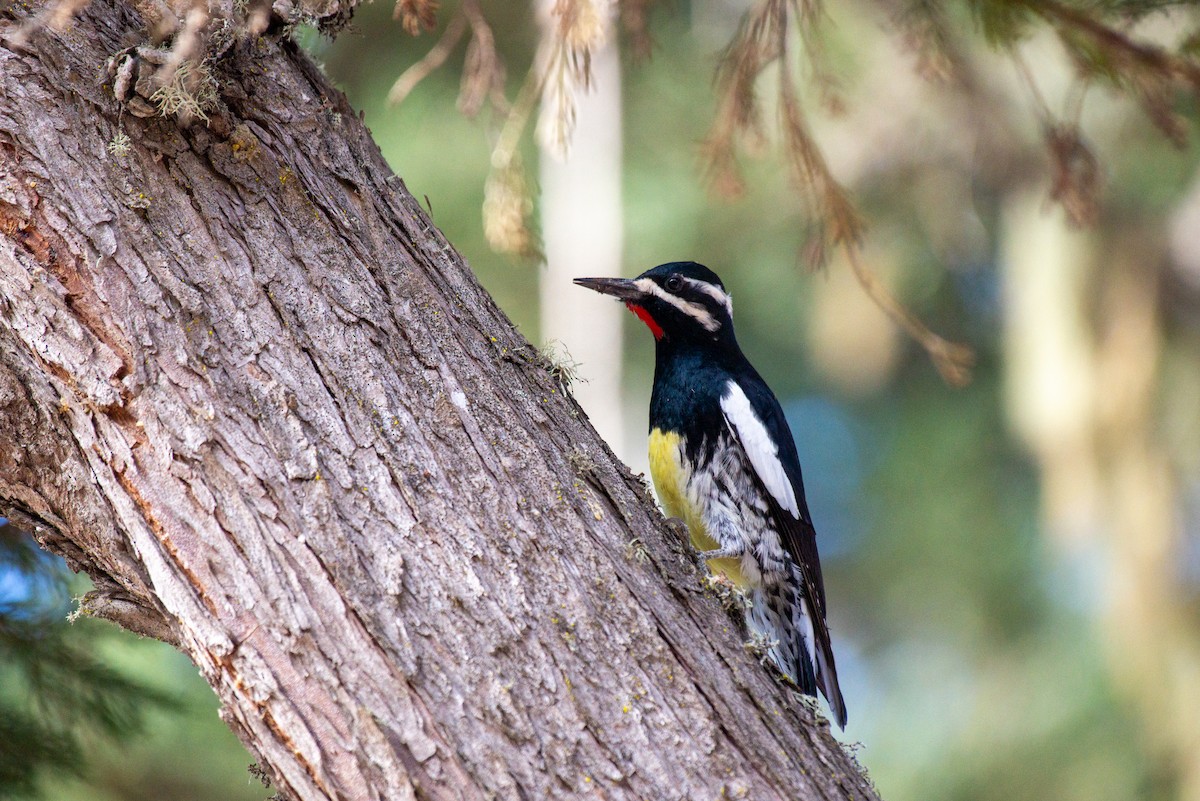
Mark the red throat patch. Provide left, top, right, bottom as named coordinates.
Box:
left=625, top=302, right=664, bottom=340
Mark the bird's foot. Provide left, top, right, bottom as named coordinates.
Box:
left=697, top=546, right=744, bottom=563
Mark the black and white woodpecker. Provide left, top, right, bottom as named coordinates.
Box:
left=575, top=261, right=848, bottom=728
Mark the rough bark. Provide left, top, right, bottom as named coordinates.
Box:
left=0, top=4, right=878, bottom=800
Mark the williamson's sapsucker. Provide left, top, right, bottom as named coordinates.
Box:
left=576, top=261, right=848, bottom=728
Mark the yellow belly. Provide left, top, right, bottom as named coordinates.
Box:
left=648, top=428, right=747, bottom=588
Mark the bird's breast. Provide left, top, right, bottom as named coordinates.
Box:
left=648, top=427, right=748, bottom=589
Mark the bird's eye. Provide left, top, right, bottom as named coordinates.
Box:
left=664, top=276, right=683, bottom=292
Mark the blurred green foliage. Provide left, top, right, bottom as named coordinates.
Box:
left=0, top=527, right=160, bottom=797
left=0, top=526, right=264, bottom=801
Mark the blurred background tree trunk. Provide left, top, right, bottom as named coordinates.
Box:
left=0, top=3, right=876, bottom=800
left=536, top=0, right=628, bottom=460
left=1003, top=194, right=1200, bottom=801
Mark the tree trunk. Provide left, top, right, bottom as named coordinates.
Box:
left=0, top=4, right=876, bottom=800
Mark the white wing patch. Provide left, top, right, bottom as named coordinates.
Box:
left=720, top=381, right=799, bottom=519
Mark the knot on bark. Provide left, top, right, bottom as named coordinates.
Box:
left=77, top=588, right=181, bottom=647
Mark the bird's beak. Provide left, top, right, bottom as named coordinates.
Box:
left=573, top=277, right=643, bottom=301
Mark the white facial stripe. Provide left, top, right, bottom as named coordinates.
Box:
left=683, top=277, right=733, bottom=318
left=633, top=277, right=720, bottom=332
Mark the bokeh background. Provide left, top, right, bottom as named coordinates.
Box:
left=5, top=1, right=1200, bottom=799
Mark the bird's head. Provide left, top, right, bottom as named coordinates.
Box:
left=574, top=262, right=735, bottom=345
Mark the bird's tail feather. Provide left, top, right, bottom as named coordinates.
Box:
left=747, top=585, right=847, bottom=729
left=746, top=586, right=817, bottom=694
left=816, top=648, right=848, bottom=729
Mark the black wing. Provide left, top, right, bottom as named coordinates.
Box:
left=720, top=378, right=847, bottom=727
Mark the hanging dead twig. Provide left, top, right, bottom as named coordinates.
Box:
left=703, top=0, right=973, bottom=385
left=388, top=9, right=469, bottom=106
left=843, top=246, right=975, bottom=387
left=459, top=0, right=508, bottom=118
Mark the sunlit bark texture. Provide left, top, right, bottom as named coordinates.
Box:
left=0, top=4, right=877, bottom=800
